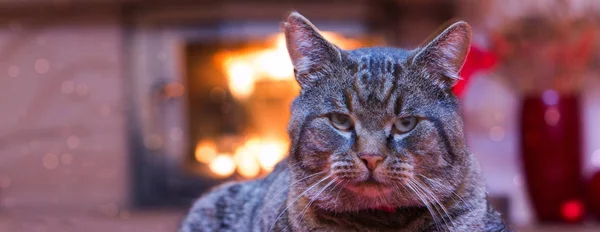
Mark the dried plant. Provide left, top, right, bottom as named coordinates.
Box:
left=485, top=0, right=599, bottom=94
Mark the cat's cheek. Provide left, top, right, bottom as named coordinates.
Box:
left=303, top=128, right=331, bottom=153
left=304, top=120, right=353, bottom=150
left=403, top=123, right=448, bottom=160
left=302, top=126, right=343, bottom=152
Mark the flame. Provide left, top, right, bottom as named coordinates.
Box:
left=200, top=32, right=363, bottom=178
left=195, top=141, right=217, bottom=164
left=199, top=137, right=288, bottom=178
left=256, top=139, right=288, bottom=172
left=225, top=61, right=256, bottom=99
left=233, top=145, right=261, bottom=178
left=221, top=32, right=362, bottom=100
left=209, top=154, right=236, bottom=177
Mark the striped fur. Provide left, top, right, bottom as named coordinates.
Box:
left=179, top=12, right=509, bottom=232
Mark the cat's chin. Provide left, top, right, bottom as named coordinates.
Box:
left=345, top=182, right=393, bottom=198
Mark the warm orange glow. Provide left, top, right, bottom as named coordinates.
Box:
left=200, top=32, right=363, bottom=177
left=221, top=32, right=363, bottom=100
left=195, top=141, right=217, bottom=164
left=200, top=137, right=288, bottom=178
left=209, top=154, right=236, bottom=177
left=234, top=146, right=261, bottom=178
left=225, top=61, right=256, bottom=99
left=256, top=139, right=288, bottom=172
left=255, top=50, right=292, bottom=80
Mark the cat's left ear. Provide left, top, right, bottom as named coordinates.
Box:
left=412, top=21, right=472, bottom=89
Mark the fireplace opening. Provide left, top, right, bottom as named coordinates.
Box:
left=184, top=33, right=377, bottom=180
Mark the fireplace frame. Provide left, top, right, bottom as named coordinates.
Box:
left=122, top=1, right=374, bottom=208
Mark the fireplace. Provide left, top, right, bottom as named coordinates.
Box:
left=184, top=33, right=377, bottom=180
left=123, top=1, right=454, bottom=207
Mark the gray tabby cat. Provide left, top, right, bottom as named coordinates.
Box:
left=180, top=12, right=508, bottom=232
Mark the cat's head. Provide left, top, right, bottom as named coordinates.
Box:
left=284, top=12, right=472, bottom=211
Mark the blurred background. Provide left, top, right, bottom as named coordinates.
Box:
left=1, top=0, right=600, bottom=231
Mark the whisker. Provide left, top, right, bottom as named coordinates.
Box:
left=407, top=181, right=443, bottom=232
left=287, top=177, right=338, bottom=230
left=282, top=161, right=330, bottom=171
left=271, top=171, right=327, bottom=201
left=251, top=171, right=327, bottom=229
left=418, top=174, right=473, bottom=212
left=412, top=181, right=451, bottom=232
left=268, top=173, right=333, bottom=232
left=324, top=179, right=343, bottom=200
left=376, top=184, right=393, bottom=210
left=413, top=179, right=455, bottom=231
left=333, top=180, right=348, bottom=216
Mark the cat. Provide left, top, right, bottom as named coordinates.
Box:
left=179, top=12, right=509, bottom=232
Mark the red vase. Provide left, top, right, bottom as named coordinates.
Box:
left=587, top=172, right=600, bottom=220
left=519, top=92, right=585, bottom=223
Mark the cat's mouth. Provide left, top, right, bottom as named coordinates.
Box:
left=344, top=180, right=393, bottom=197
left=363, top=175, right=379, bottom=184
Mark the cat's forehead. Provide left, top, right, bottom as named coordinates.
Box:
left=346, top=47, right=412, bottom=67
left=337, top=47, right=416, bottom=110
left=344, top=47, right=414, bottom=89
left=347, top=47, right=412, bottom=59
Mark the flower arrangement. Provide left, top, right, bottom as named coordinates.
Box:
left=485, top=0, right=598, bottom=94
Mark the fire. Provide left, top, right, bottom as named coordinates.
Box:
left=221, top=32, right=362, bottom=100
left=255, top=140, right=288, bottom=172
left=198, top=137, right=288, bottom=179
left=225, top=61, right=256, bottom=99
left=195, top=141, right=217, bottom=164
left=233, top=145, right=261, bottom=178
left=201, top=32, right=365, bottom=178
left=209, top=154, right=236, bottom=177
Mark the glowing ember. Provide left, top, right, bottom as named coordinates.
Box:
left=256, top=140, right=287, bottom=172
left=200, top=137, right=288, bottom=178
left=195, top=141, right=217, bottom=164
left=234, top=147, right=260, bottom=178
left=209, top=154, right=236, bottom=177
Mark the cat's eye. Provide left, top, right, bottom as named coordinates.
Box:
left=393, top=117, right=418, bottom=134
left=329, top=113, right=353, bottom=131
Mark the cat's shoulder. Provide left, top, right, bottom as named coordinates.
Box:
left=179, top=182, right=242, bottom=232
left=189, top=181, right=244, bottom=212
left=181, top=180, right=273, bottom=231
left=179, top=166, right=291, bottom=232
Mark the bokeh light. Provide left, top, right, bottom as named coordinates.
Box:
left=225, top=61, right=255, bottom=99
left=544, top=107, right=561, bottom=126
left=34, top=58, right=50, bottom=74
left=209, top=154, right=236, bottom=177
left=43, top=153, right=59, bottom=170
left=195, top=141, right=217, bottom=164
left=561, top=200, right=584, bottom=222
left=256, top=139, right=288, bottom=172
left=234, top=147, right=261, bottom=178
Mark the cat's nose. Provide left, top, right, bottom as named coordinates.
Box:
left=359, top=153, right=385, bottom=171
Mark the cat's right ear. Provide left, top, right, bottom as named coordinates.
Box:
left=284, top=12, right=342, bottom=89
left=411, top=21, right=472, bottom=90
